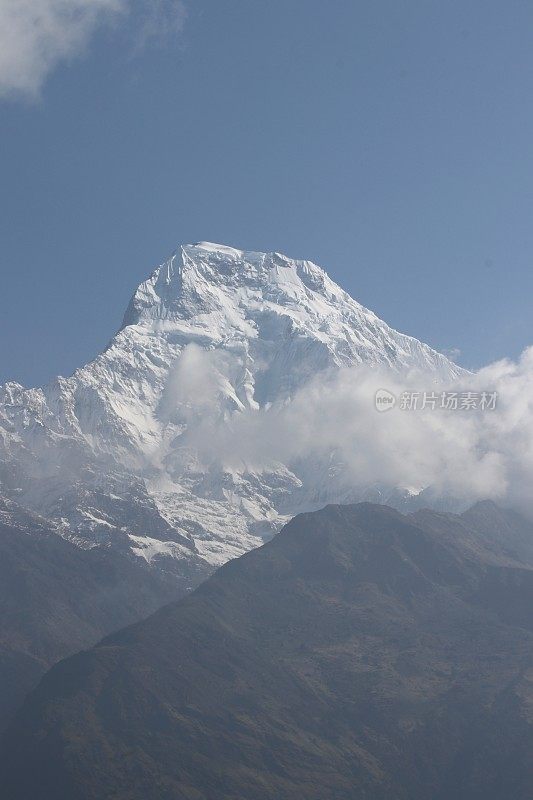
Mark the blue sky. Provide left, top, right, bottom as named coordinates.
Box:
left=1, top=0, right=533, bottom=386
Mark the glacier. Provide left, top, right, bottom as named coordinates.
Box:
left=0, top=242, right=464, bottom=576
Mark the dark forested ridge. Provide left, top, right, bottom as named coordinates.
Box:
left=3, top=501, right=533, bottom=799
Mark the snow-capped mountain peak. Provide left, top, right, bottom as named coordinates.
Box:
left=0, top=243, right=463, bottom=573
left=122, top=242, right=459, bottom=378
left=124, top=242, right=352, bottom=329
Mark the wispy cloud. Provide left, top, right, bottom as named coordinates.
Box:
left=136, top=0, right=187, bottom=49
left=0, top=0, right=187, bottom=100
left=442, top=346, right=462, bottom=362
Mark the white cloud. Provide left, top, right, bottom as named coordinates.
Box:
left=0, top=0, right=124, bottom=97
left=164, top=345, right=533, bottom=518
left=0, top=0, right=187, bottom=99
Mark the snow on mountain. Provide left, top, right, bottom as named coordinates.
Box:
left=0, top=243, right=464, bottom=571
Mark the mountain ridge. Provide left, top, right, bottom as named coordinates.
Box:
left=0, top=499, right=196, bottom=735
left=4, top=500, right=533, bottom=800
left=0, top=242, right=464, bottom=575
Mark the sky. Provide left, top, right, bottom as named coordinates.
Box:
left=1, top=0, right=533, bottom=387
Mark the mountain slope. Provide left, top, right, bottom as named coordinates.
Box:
left=0, top=498, right=205, bottom=735
left=5, top=501, right=533, bottom=800
left=0, top=243, right=464, bottom=572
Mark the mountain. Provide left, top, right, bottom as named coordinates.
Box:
left=0, top=242, right=463, bottom=577
left=4, top=500, right=533, bottom=800
left=0, top=243, right=465, bottom=738
left=0, top=496, right=203, bottom=735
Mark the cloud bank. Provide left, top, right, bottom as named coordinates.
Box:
left=166, top=344, right=533, bottom=518
left=0, top=0, right=187, bottom=98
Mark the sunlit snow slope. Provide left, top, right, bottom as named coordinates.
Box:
left=0, top=243, right=463, bottom=573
